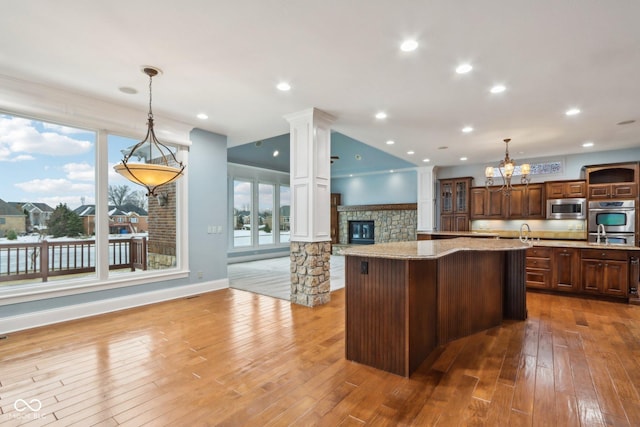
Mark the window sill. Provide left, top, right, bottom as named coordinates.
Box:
left=0, top=269, right=190, bottom=306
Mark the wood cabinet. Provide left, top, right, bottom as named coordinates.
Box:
left=545, top=180, right=586, bottom=199
left=526, top=247, right=552, bottom=289
left=580, top=249, right=629, bottom=297
left=439, top=177, right=473, bottom=231
left=471, top=183, right=544, bottom=219
left=552, top=247, right=580, bottom=292
left=526, top=245, right=635, bottom=299
left=586, top=162, right=639, bottom=199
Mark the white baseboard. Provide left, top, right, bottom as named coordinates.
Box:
left=0, top=279, right=229, bottom=335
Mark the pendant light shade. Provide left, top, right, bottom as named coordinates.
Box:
left=114, top=67, right=185, bottom=197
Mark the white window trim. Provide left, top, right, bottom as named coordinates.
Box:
left=227, top=163, right=290, bottom=253
left=0, top=110, right=190, bottom=307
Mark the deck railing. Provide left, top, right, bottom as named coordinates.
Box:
left=0, top=237, right=147, bottom=283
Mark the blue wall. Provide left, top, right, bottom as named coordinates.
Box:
left=0, top=128, right=228, bottom=319
left=331, top=169, right=417, bottom=205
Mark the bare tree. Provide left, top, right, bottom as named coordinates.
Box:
left=125, top=190, right=148, bottom=211
left=108, top=185, right=132, bottom=207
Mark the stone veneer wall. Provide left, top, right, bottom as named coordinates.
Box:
left=338, top=204, right=417, bottom=244
left=290, top=241, right=331, bottom=306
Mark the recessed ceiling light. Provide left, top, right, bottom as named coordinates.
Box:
left=456, top=63, right=473, bottom=74
left=565, top=108, right=581, bottom=116
left=460, top=157, right=468, bottom=161
left=490, top=84, right=506, bottom=94
left=355, top=154, right=362, bottom=160
left=617, top=119, right=636, bottom=125
left=273, top=150, right=279, bottom=157
left=276, top=82, right=291, bottom=91
left=423, top=158, right=430, bottom=162
left=196, top=113, right=208, bottom=120
left=390, top=170, right=395, bottom=173
left=375, top=112, right=387, bottom=120
left=407, top=150, right=415, bottom=155
left=386, top=140, right=395, bottom=145
left=461, top=126, right=473, bottom=133
left=119, top=86, right=137, bottom=95
left=582, top=142, right=594, bottom=147
left=400, top=39, right=418, bottom=52
left=349, top=174, right=353, bottom=177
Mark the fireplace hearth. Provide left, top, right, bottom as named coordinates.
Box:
left=349, top=220, right=374, bottom=244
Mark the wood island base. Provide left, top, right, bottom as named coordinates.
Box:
left=344, top=240, right=527, bottom=377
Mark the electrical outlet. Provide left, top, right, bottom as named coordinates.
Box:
left=197, top=271, right=203, bottom=279
left=360, top=261, right=368, bottom=274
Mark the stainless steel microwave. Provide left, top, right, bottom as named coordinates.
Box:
left=546, top=198, right=586, bottom=220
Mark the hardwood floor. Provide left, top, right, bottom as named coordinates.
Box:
left=1, top=289, right=640, bottom=426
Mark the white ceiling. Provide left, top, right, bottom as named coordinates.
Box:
left=1, top=1, right=639, bottom=167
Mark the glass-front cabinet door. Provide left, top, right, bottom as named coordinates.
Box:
left=441, top=181, right=453, bottom=214
left=455, top=180, right=468, bottom=213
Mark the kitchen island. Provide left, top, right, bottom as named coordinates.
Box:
left=342, top=238, right=529, bottom=377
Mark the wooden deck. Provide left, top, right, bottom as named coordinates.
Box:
left=1, top=288, right=640, bottom=425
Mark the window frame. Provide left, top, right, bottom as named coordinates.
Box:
left=0, top=113, right=190, bottom=307
left=227, top=163, right=290, bottom=254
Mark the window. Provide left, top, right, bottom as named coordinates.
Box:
left=0, top=114, right=97, bottom=283
left=0, top=113, right=184, bottom=288
left=228, top=164, right=290, bottom=252
left=258, top=183, right=274, bottom=245
left=279, top=185, right=290, bottom=243
left=233, top=179, right=252, bottom=247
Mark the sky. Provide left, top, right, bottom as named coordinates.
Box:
left=0, top=113, right=148, bottom=210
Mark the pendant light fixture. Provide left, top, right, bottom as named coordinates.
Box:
left=114, top=66, right=185, bottom=197
left=484, top=138, right=530, bottom=197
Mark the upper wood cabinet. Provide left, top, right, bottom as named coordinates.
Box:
left=545, top=180, right=586, bottom=199
left=439, top=177, right=473, bottom=231
left=585, top=162, right=639, bottom=199
left=470, top=183, right=544, bottom=220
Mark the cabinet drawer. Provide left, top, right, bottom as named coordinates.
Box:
left=526, top=269, right=551, bottom=289
left=581, top=249, right=628, bottom=261
left=526, top=257, right=551, bottom=269
left=527, top=247, right=552, bottom=258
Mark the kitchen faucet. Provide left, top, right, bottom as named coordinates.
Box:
left=519, top=223, right=531, bottom=243
left=596, top=223, right=607, bottom=244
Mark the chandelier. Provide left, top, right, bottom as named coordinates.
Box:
left=484, top=138, right=530, bottom=197
left=114, top=67, right=185, bottom=197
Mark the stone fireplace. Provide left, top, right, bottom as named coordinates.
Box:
left=336, top=203, right=417, bottom=251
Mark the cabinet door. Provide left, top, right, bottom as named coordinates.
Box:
left=545, top=182, right=565, bottom=199
left=553, top=248, right=580, bottom=292
left=612, top=183, right=637, bottom=198
left=440, top=215, right=453, bottom=232
left=441, top=181, right=453, bottom=214
left=470, top=188, right=487, bottom=219
left=581, top=260, right=602, bottom=293
left=588, top=185, right=611, bottom=199
left=454, top=215, right=469, bottom=232
left=487, top=189, right=504, bottom=217
left=565, top=181, right=586, bottom=197
left=525, top=184, right=545, bottom=218
left=506, top=186, right=525, bottom=218
left=603, top=261, right=628, bottom=296
left=454, top=179, right=470, bottom=213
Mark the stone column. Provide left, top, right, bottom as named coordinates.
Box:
left=284, top=108, right=335, bottom=306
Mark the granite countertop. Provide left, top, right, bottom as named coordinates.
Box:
left=529, top=239, right=640, bottom=251
left=341, top=237, right=530, bottom=260
left=417, top=231, right=501, bottom=238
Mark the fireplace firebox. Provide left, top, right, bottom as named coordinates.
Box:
left=349, top=220, right=375, bottom=245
